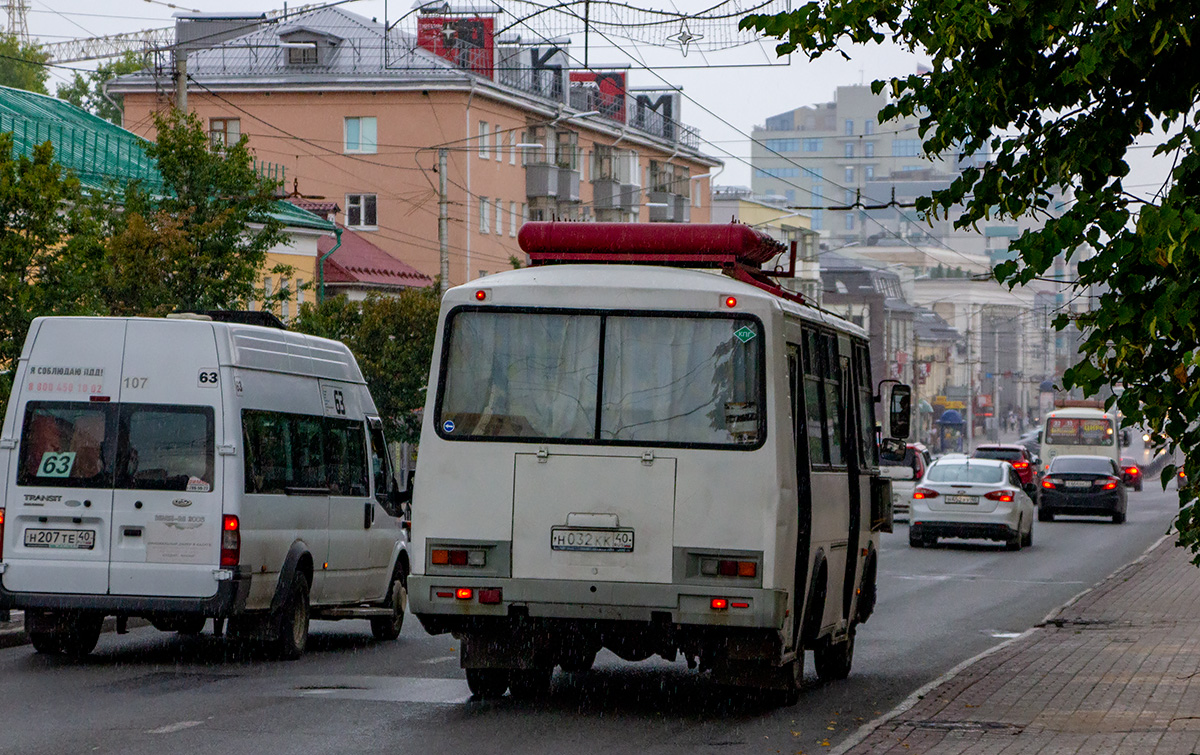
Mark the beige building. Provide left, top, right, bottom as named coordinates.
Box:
left=110, top=7, right=720, bottom=288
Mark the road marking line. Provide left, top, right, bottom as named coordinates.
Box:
left=147, top=721, right=203, bottom=735
left=419, top=655, right=457, bottom=665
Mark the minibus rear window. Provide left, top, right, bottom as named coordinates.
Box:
left=17, top=402, right=116, bottom=488
left=437, top=309, right=766, bottom=448
left=116, top=405, right=215, bottom=492
left=1046, top=417, right=1114, bottom=446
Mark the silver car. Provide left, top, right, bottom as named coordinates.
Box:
left=908, top=457, right=1036, bottom=551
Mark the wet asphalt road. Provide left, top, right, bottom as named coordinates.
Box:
left=0, top=475, right=1183, bottom=755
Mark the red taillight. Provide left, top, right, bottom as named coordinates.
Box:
left=455, top=587, right=473, bottom=600
left=730, top=601, right=749, bottom=609
left=1125, top=467, right=1139, bottom=476
left=725, top=296, right=737, bottom=308
left=478, top=588, right=502, bottom=604
left=1042, top=479, right=1056, bottom=489
left=711, top=598, right=728, bottom=610
left=431, top=549, right=449, bottom=565
left=984, top=490, right=1014, bottom=502
left=913, top=487, right=939, bottom=499
left=449, top=550, right=469, bottom=566
left=1012, top=461, right=1029, bottom=470
left=220, top=514, right=240, bottom=567
left=0, top=508, right=5, bottom=560
left=1101, top=477, right=1120, bottom=490
left=475, top=290, right=487, bottom=301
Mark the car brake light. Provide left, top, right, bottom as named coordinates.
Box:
left=220, top=514, right=240, bottom=567
left=1042, top=479, right=1056, bottom=489
left=1012, top=462, right=1029, bottom=470
left=711, top=598, right=728, bottom=610
left=913, top=487, right=939, bottom=499
left=1100, top=477, right=1120, bottom=490
left=1125, top=467, right=1139, bottom=475
left=984, top=490, right=1014, bottom=502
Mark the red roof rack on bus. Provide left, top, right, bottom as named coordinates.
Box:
left=516, top=222, right=806, bottom=305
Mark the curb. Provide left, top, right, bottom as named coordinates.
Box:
left=830, top=531, right=1176, bottom=755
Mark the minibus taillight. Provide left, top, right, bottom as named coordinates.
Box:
left=455, top=588, right=473, bottom=600
left=220, top=515, right=240, bottom=567
left=710, top=598, right=728, bottom=610
left=912, top=487, right=939, bottom=499
left=700, top=558, right=757, bottom=578
left=0, top=508, right=5, bottom=560
left=431, top=548, right=486, bottom=567
left=983, top=490, right=1014, bottom=502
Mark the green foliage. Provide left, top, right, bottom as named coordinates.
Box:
left=293, top=290, right=440, bottom=443
left=95, top=108, right=290, bottom=314
left=0, top=35, right=49, bottom=94
left=741, top=2, right=1200, bottom=560
left=0, top=136, right=102, bottom=416
left=55, top=52, right=144, bottom=125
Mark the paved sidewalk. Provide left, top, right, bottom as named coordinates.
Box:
left=839, top=535, right=1200, bottom=754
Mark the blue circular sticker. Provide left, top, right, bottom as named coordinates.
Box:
left=442, top=419, right=456, bottom=433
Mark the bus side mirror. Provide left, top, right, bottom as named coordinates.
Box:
left=881, top=383, right=912, bottom=440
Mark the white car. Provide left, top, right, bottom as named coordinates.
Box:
left=908, top=457, right=1035, bottom=551
left=880, top=442, right=931, bottom=523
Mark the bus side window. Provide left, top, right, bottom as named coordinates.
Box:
left=803, top=328, right=829, bottom=465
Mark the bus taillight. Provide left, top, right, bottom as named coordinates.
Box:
left=220, top=515, right=240, bottom=567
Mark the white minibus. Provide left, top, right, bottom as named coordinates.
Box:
left=0, top=313, right=411, bottom=659
left=409, top=223, right=910, bottom=703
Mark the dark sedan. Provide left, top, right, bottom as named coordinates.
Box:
left=1120, top=456, right=1143, bottom=492
left=1038, top=455, right=1128, bottom=524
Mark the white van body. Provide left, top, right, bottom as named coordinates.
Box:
left=410, top=263, right=895, bottom=700
left=0, top=315, right=410, bottom=658
left=1040, top=407, right=1121, bottom=473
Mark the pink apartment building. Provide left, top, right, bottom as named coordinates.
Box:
left=110, top=6, right=720, bottom=289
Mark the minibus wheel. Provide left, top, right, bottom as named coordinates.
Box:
left=28, top=629, right=62, bottom=655
left=274, top=574, right=310, bottom=660
left=371, top=565, right=408, bottom=641
left=58, top=614, right=103, bottom=659
left=465, top=668, right=510, bottom=698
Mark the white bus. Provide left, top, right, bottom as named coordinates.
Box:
left=1041, top=403, right=1121, bottom=473
left=409, top=223, right=910, bottom=702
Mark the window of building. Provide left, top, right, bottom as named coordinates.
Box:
left=509, top=131, right=517, bottom=165
left=209, top=118, right=240, bottom=148
left=280, top=279, right=290, bottom=320
left=844, top=166, right=854, bottom=183
left=555, top=130, right=579, bottom=170
left=802, top=138, right=823, bottom=152
left=296, top=280, right=305, bottom=307
left=844, top=119, right=855, bottom=136
left=510, top=201, right=518, bottom=236
left=479, top=121, right=490, bottom=159
left=263, top=277, right=273, bottom=312
left=479, top=197, right=490, bottom=233
left=864, top=142, right=875, bottom=158
left=764, top=138, right=800, bottom=152
left=755, top=167, right=800, bottom=179
left=844, top=189, right=854, bottom=205
left=844, top=142, right=854, bottom=158
left=865, top=120, right=875, bottom=135
left=494, top=124, right=504, bottom=162
left=287, top=45, right=318, bottom=65
left=865, top=165, right=875, bottom=180
left=494, top=199, right=503, bottom=236
left=344, top=117, right=376, bottom=154
left=845, top=213, right=855, bottom=230
left=346, top=194, right=377, bottom=228
left=892, top=139, right=922, bottom=157
left=785, top=189, right=795, bottom=203
left=811, top=209, right=823, bottom=230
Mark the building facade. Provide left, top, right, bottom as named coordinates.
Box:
left=110, top=7, right=720, bottom=288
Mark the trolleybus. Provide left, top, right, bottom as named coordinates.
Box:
left=409, top=222, right=910, bottom=702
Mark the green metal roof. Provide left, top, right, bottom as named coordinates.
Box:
left=0, top=85, right=332, bottom=232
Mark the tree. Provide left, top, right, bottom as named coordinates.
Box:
left=0, top=136, right=103, bottom=417
left=95, top=108, right=291, bottom=315
left=56, top=52, right=144, bottom=125
left=741, top=3, right=1200, bottom=558
left=293, top=290, right=440, bottom=443
left=0, top=35, right=49, bottom=94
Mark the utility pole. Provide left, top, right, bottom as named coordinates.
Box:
left=992, top=327, right=1001, bottom=442
left=966, top=315, right=974, bottom=452
left=438, top=148, right=450, bottom=294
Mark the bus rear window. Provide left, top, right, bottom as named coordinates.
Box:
left=437, top=309, right=765, bottom=448
left=117, top=405, right=214, bottom=492
left=1046, top=417, right=1114, bottom=446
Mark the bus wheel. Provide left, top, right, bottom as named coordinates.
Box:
left=465, top=668, right=510, bottom=698
left=28, top=629, right=62, bottom=655
left=509, top=666, right=553, bottom=699
left=855, top=553, right=878, bottom=624
left=813, top=629, right=855, bottom=682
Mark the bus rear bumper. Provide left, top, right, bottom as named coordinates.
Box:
left=410, top=575, right=788, bottom=634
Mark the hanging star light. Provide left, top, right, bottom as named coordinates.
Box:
left=666, top=19, right=703, bottom=56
